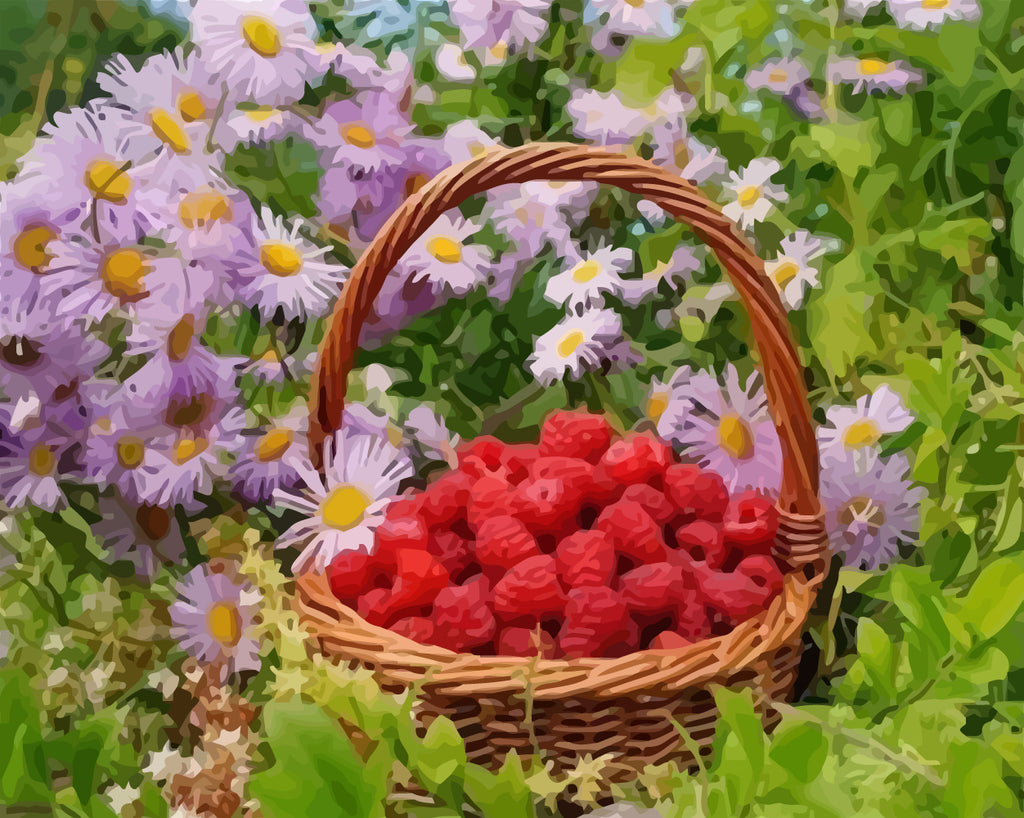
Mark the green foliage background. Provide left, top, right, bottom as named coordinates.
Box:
left=2, top=0, right=1024, bottom=816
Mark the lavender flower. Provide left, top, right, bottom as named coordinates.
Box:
left=214, top=106, right=302, bottom=151
left=435, top=43, right=477, bottom=83
left=620, top=245, right=703, bottom=305
left=820, top=451, right=924, bottom=569
left=304, top=95, right=413, bottom=175
left=93, top=495, right=187, bottom=579
left=397, top=213, right=492, bottom=297
left=828, top=57, right=924, bottom=95
left=229, top=406, right=312, bottom=505
left=405, top=406, right=460, bottom=467
left=0, top=419, right=82, bottom=511
left=449, top=0, right=554, bottom=59
left=170, top=565, right=263, bottom=680
left=659, top=365, right=783, bottom=494
left=887, top=0, right=980, bottom=30
left=745, top=58, right=811, bottom=96
left=764, top=230, right=826, bottom=310
left=583, top=0, right=679, bottom=55
left=818, top=384, right=915, bottom=468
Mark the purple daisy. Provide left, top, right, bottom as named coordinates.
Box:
left=93, top=495, right=187, bottom=579
left=0, top=416, right=84, bottom=511
left=396, top=213, right=492, bottom=297
left=214, top=106, right=302, bottom=152
left=485, top=185, right=574, bottom=261
left=583, top=0, right=679, bottom=55
left=449, top=0, right=554, bottom=59
left=887, top=0, right=980, bottom=30
left=304, top=94, right=412, bottom=176
left=170, top=564, right=263, bottom=681
left=659, top=364, right=783, bottom=494
left=818, top=384, right=914, bottom=469
left=820, top=451, right=924, bottom=569
left=230, top=206, right=349, bottom=322
left=566, top=88, right=655, bottom=146
left=828, top=57, right=924, bottom=95
left=641, top=366, right=694, bottom=438
left=190, top=0, right=319, bottom=106
left=745, top=58, right=811, bottom=97
left=229, top=405, right=312, bottom=505
left=437, top=119, right=502, bottom=164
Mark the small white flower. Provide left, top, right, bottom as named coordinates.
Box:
left=887, top=0, right=980, bottom=30
left=398, top=213, right=491, bottom=296
left=527, top=308, right=629, bottom=385
left=764, top=230, right=825, bottom=309
left=435, top=43, right=477, bottom=82
left=544, top=245, right=633, bottom=311
left=818, top=384, right=915, bottom=469
left=215, top=106, right=301, bottom=151
left=722, top=158, right=787, bottom=229
left=274, top=431, right=414, bottom=574
left=439, top=119, right=501, bottom=164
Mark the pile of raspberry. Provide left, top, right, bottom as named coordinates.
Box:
left=327, top=411, right=785, bottom=658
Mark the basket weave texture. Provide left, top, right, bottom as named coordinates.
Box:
left=296, top=143, right=829, bottom=778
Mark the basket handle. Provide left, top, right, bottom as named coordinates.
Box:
left=308, top=143, right=822, bottom=522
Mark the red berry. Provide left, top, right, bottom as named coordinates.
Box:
left=327, top=548, right=381, bottom=603
left=426, top=529, right=474, bottom=577
left=467, top=474, right=517, bottom=530
left=649, top=630, right=692, bottom=650
left=375, top=514, right=429, bottom=567
left=497, top=626, right=557, bottom=658
left=676, top=600, right=712, bottom=642
left=722, top=492, right=780, bottom=553
left=555, top=530, right=616, bottom=589
left=673, top=520, right=729, bottom=569
left=416, top=471, right=473, bottom=527
left=513, top=476, right=585, bottom=531
left=594, top=434, right=674, bottom=488
left=431, top=576, right=497, bottom=652
left=499, top=444, right=541, bottom=484
left=663, top=465, right=729, bottom=521
left=735, top=554, right=784, bottom=595
left=700, top=569, right=773, bottom=626
left=476, top=515, right=541, bottom=574
left=385, top=550, right=449, bottom=623
left=356, top=588, right=393, bottom=627
left=595, top=500, right=669, bottom=565
left=621, top=484, right=675, bottom=524
left=559, top=586, right=636, bottom=658
left=620, top=562, right=695, bottom=615
left=457, top=436, right=507, bottom=474
left=390, top=616, right=435, bottom=644
left=493, top=555, right=567, bottom=621
left=538, top=411, right=614, bottom=464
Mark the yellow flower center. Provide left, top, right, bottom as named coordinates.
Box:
left=673, top=139, right=689, bottom=168
left=101, top=248, right=149, bottom=301
left=167, top=317, right=195, bottom=361
left=624, top=0, right=645, bottom=6
left=842, top=418, right=881, bottom=449
left=260, top=241, right=303, bottom=276
left=207, top=601, right=242, bottom=647
left=136, top=504, right=171, bottom=540
left=85, top=158, right=132, bottom=203
left=174, top=437, right=209, bottom=464
left=468, top=141, right=488, bottom=158
left=737, top=186, right=761, bottom=208
left=718, top=413, right=754, bottom=460
left=28, top=444, right=55, bottom=476
left=149, top=108, right=191, bottom=154
left=241, top=15, right=282, bottom=58
left=646, top=392, right=669, bottom=421
left=858, top=59, right=888, bottom=76
left=768, top=68, right=789, bottom=84
left=571, top=260, right=601, bottom=283
left=489, top=41, right=508, bottom=60
left=771, top=260, right=799, bottom=289
left=340, top=123, right=376, bottom=148
left=178, top=189, right=233, bottom=229
left=556, top=329, right=586, bottom=359
left=177, top=89, right=208, bottom=122
left=921, top=0, right=948, bottom=7
left=255, top=428, right=293, bottom=462
left=116, top=435, right=146, bottom=469
left=386, top=422, right=404, bottom=450
left=321, top=484, right=372, bottom=531
left=13, top=224, right=58, bottom=271
left=426, top=236, right=462, bottom=264
left=245, top=107, right=280, bottom=122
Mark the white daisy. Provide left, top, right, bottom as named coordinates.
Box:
left=439, top=119, right=502, bottom=164
left=214, top=106, right=301, bottom=151
left=584, top=0, right=680, bottom=54
left=435, top=43, right=477, bottom=83
left=190, top=0, right=319, bottom=106
left=722, top=158, right=787, bottom=230
left=764, top=230, right=826, bottom=309
left=818, top=384, right=915, bottom=468
left=231, top=205, right=349, bottom=322
left=642, top=365, right=693, bottom=439
left=620, top=245, right=703, bottom=304
left=544, top=245, right=633, bottom=311
left=887, top=0, right=980, bottom=30
left=274, top=431, right=414, bottom=574
left=398, top=213, right=491, bottom=296
left=527, top=308, right=629, bottom=385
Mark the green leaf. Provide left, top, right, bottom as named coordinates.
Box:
left=957, top=557, right=1024, bottom=639
left=856, top=618, right=895, bottom=695
left=804, top=119, right=882, bottom=179
left=413, top=716, right=467, bottom=788
left=465, top=753, right=534, bottom=818
left=713, top=687, right=765, bottom=810
left=768, top=722, right=828, bottom=784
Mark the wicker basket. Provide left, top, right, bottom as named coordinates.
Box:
left=295, top=143, right=828, bottom=780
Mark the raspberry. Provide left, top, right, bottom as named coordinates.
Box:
left=385, top=549, right=449, bottom=624
left=513, top=476, right=586, bottom=531
left=497, top=626, right=557, bottom=658
left=722, top=492, right=780, bottom=554
left=649, top=630, right=692, bottom=650
left=559, top=586, right=636, bottom=658
left=493, top=555, right=567, bottom=621
left=736, top=554, right=784, bottom=595
left=457, top=436, right=507, bottom=475
left=476, top=515, right=541, bottom=574
left=620, top=562, right=695, bottom=615
left=431, top=576, right=497, bottom=652
left=426, top=529, right=474, bottom=577
left=594, top=434, right=674, bottom=488
left=700, top=569, right=773, bottom=626
left=390, top=616, right=435, bottom=644
left=384, top=494, right=421, bottom=522
left=620, top=484, right=675, bottom=525
left=595, top=500, right=669, bottom=565
left=676, top=599, right=712, bottom=642
left=356, top=588, right=392, bottom=627
left=538, top=411, right=614, bottom=463
left=327, top=548, right=382, bottom=603
left=416, top=470, right=473, bottom=527
left=555, top=530, right=616, bottom=589
left=663, top=465, right=729, bottom=521
left=467, top=474, right=517, bottom=530
left=673, top=520, right=729, bottom=569
left=375, top=513, right=430, bottom=567
left=499, top=444, right=541, bottom=484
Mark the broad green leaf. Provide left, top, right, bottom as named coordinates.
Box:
left=768, top=721, right=828, bottom=784
left=805, top=119, right=881, bottom=179
left=957, top=557, right=1024, bottom=639
left=415, top=716, right=467, bottom=788
left=465, top=752, right=534, bottom=818
left=714, top=687, right=765, bottom=809
left=856, top=618, right=894, bottom=695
